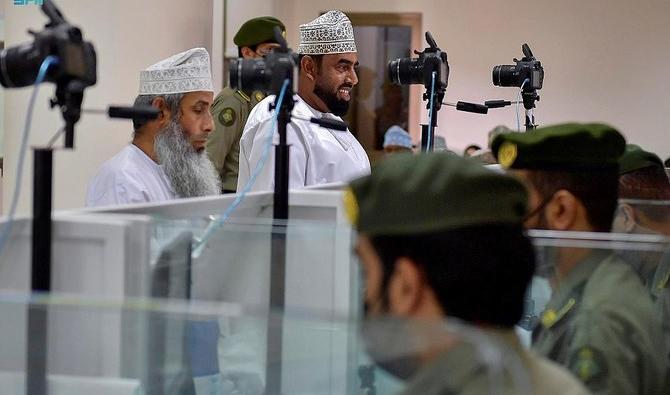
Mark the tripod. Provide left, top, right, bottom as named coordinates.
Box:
left=421, top=71, right=447, bottom=152
left=521, top=89, right=540, bottom=131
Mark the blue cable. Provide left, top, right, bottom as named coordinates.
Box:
left=426, top=71, right=437, bottom=151
left=0, top=56, right=59, bottom=258
left=193, top=79, right=291, bottom=256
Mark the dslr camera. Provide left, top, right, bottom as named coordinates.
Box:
left=388, top=31, right=449, bottom=91
left=492, top=43, right=543, bottom=91
left=0, top=0, right=96, bottom=89
left=229, top=27, right=298, bottom=95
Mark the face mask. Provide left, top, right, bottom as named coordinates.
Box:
left=360, top=316, right=423, bottom=381
left=533, top=243, right=559, bottom=280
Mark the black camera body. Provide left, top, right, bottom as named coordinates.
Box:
left=0, top=0, right=96, bottom=89
left=229, top=49, right=298, bottom=95
left=229, top=26, right=297, bottom=96
left=492, top=43, right=543, bottom=91
left=388, top=31, right=449, bottom=92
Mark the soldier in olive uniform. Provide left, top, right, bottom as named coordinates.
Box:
left=492, top=123, right=669, bottom=394
left=616, top=144, right=670, bottom=362
left=207, top=17, right=286, bottom=192
left=347, top=153, right=590, bottom=394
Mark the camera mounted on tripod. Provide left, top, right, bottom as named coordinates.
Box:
left=388, top=31, right=449, bottom=111
left=229, top=27, right=298, bottom=98
left=492, top=43, right=543, bottom=110
left=0, top=0, right=97, bottom=147
left=387, top=31, right=449, bottom=151
left=0, top=1, right=97, bottom=89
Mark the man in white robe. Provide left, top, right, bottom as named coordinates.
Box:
left=86, top=48, right=221, bottom=207
left=237, top=10, right=371, bottom=192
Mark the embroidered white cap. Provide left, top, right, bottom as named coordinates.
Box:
left=298, top=10, right=357, bottom=55
left=139, top=47, right=214, bottom=95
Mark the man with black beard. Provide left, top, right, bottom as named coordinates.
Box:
left=237, top=10, right=370, bottom=192
left=87, top=48, right=221, bottom=207
left=346, top=153, right=589, bottom=394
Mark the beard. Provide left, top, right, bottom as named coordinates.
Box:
left=314, top=80, right=351, bottom=116
left=154, top=117, right=221, bottom=198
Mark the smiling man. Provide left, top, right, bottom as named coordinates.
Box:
left=237, top=10, right=371, bottom=191
left=86, top=48, right=221, bottom=207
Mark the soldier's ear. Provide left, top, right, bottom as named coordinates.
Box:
left=545, top=190, right=581, bottom=231
left=240, top=46, right=257, bottom=59
left=618, top=204, right=638, bottom=232
left=387, top=257, right=426, bottom=316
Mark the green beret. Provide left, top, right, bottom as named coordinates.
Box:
left=345, top=153, right=528, bottom=235
left=233, top=17, right=286, bottom=48
left=491, top=123, right=626, bottom=171
left=619, top=144, right=663, bottom=175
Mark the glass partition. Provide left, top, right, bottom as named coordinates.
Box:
left=147, top=217, right=363, bottom=394
left=4, top=202, right=670, bottom=393
left=525, top=229, right=669, bottom=319
left=0, top=292, right=554, bottom=395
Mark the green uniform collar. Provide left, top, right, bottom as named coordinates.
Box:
left=235, top=90, right=265, bottom=104
left=540, top=251, right=610, bottom=329
left=236, top=90, right=251, bottom=102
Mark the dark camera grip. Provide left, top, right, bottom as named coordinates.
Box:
left=456, top=102, right=489, bottom=114
left=108, top=105, right=160, bottom=121
left=484, top=100, right=512, bottom=108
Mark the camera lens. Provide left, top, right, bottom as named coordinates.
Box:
left=492, top=65, right=517, bottom=87
left=0, top=43, right=48, bottom=88
left=388, top=58, right=423, bottom=86
left=229, top=58, right=267, bottom=92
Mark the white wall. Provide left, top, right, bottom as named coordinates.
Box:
left=0, top=17, right=5, bottom=157
left=275, top=0, right=670, bottom=156
left=4, top=0, right=670, bottom=213
left=2, top=0, right=213, bottom=214
left=225, top=0, right=278, bottom=57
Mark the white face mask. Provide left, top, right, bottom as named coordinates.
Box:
left=154, top=116, right=221, bottom=198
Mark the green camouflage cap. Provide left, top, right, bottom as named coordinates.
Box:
left=491, top=123, right=626, bottom=171
left=619, top=144, right=664, bottom=175
left=233, top=17, right=286, bottom=48
left=345, top=153, right=528, bottom=235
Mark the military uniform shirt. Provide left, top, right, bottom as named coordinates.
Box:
left=207, top=87, right=265, bottom=192
left=651, top=249, right=670, bottom=363
left=400, top=330, right=590, bottom=395
left=532, top=252, right=667, bottom=395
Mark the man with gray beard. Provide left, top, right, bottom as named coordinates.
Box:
left=87, top=48, right=220, bottom=207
